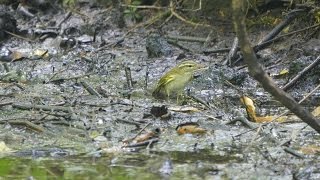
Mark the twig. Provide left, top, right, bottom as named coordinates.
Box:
left=120, top=4, right=166, bottom=10
left=124, top=122, right=151, bottom=144
left=145, top=64, right=149, bottom=90
left=57, top=11, right=72, bottom=28
left=282, top=55, right=320, bottom=91
left=165, top=35, right=207, bottom=42
left=276, top=83, right=320, bottom=122
left=47, top=68, right=68, bottom=82
left=13, top=103, right=71, bottom=113
left=203, top=23, right=320, bottom=56
left=224, top=80, right=244, bottom=95
left=188, top=94, right=212, bottom=110
left=235, top=83, right=320, bottom=137
left=160, top=12, right=173, bottom=27
left=17, top=4, right=35, bottom=17
left=258, top=9, right=305, bottom=44
left=224, top=37, right=239, bottom=66
left=203, top=30, right=213, bottom=48
left=80, top=80, right=102, bottom=98
left=227, top=113, right=258, bottom=129
left=167, top=0, right=210, bottom=28
left=144, top=10, right=171, bottom=28
left=283, top=147, right=305, bottom=158
left=4, top=30, right=35, bottom=42
left=253, top=23, right=320, bottom=52
left=0, top=119, right=44, bottom=133
left=95, top=10, right=170, bottom=52
left=124, top=66, right=133, bottom=89
left=170, top=9, right=210, bottom=27
left=180, top=0, right=202, bottom=12
left=0, top=101, right=13, bottom=107
left=116, top=118, right=143, bottom=127
left=124, top=138, right=159, bottom=148
left=167, top=39, right=194, bottom=52
left=202, top=48, right=230, bottom=54
left=232, top=23, right=320, bottom=66
left=233, top=0, right=320, bottom=133
left=132, top=122, right=151, bottom=140
left=3, top=63, right=10, bottom=72
left=48, top=73, right=94, bottom=83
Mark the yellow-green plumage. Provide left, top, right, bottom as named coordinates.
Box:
left=152, top=60, right=205, bottom=100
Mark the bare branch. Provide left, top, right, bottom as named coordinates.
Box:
left=232, top=0, right=320, bottom=133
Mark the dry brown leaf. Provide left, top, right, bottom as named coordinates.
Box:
left=33, top=49, right=49, bottom=58
left=176, top=122, right=207, bottom=135
left=255, top=116, right=273, bottom=123
left=10, top=51, right=25, bottom=61
left=312, top=106, right=320, bottom=117
left=240, top=96, right=257, bottom=122
left=300, top=145, right=320, bottom=155
left=270, top=69, right=289, bottom=78
left=169, top=106, right=200, bottom=113
left=133, top=128, right=160, bottom=143
left=240, top=96, right=289, bottom=123
left=274, top=116, right=288, bottom=122
left=89, top=130, right=100, bottom=139
left=256, top=116, right=289, bottom=123
left=0, top=141, right=12, bottom=153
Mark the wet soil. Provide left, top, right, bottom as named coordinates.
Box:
left=0, top=1, right=320, bottom=179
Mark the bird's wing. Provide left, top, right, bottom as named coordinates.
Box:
left=158, top=74, right=175, bottom=87
left=152, top=74, right=175, bottom=98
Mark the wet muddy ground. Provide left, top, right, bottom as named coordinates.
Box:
left=0, top=1, right=320, bottom=179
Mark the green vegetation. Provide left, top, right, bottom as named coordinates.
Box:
left=124, top=0, right=143, bottom=23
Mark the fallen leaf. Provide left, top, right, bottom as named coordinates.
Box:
left=255, top=116, right=273, bottom=123
left=133, top=128, right=161, bottom=143
left=10, top=51, right=25, bottom=61
left=150, top=105, right=171, bottom=119
left=279, top=69, right=289, bottom=75
left=168, top=106, right=200, bottom=113
left=33, top=49, right=49, bottom=58
left=176, top=122, right=207, bottom=135
left=300, top=145, right=320, bottom=155
left=240, top=96, right=257, bottom=122
left=240, top=96, right=289, bottom=123
left=312, top=106, right=320, bottom=117
left=89, top=130, right=100, bottom=139
left=0, top=141, right=12, bottom=153
left=282, top=26, right=290, bottom=33
left=270, top=69, right=289, bottom=78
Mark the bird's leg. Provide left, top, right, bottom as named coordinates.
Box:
left=176, top=92, right=185, bottom=104
left=166, top=89, right=170, bottom=101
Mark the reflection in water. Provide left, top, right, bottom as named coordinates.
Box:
left=0, top=149, right=239, bottom=179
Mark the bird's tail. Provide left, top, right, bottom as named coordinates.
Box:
left=152, top=86, right=167, bottom=99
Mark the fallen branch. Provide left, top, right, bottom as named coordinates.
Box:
left=224, top=37, right=239, bottom=65
left=258, top=9, right=305, bottom=44
left=235, top=83, right=320, bottom=137
left=80, top=80, right=102, bottom=98
left=165, top=35, right=207, bottom=42
left=254, top=23, right=320, bottom=52
left=167, top=39, right=194, bottom=52
left=120, top=4, right=166, bottom=10
left=0, top=118, right=44, bottom=132
left=203, top=23, right=320, bottom=56
left=283, top=147, right=305, bottom=158
left=282, top=55, right=320, bottom=91
left=232, top=0, right=320, bottom=133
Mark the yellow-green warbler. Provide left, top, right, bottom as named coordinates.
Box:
left=152, top=60, right=206, bottom=100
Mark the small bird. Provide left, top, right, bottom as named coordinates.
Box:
left=152, top=60, right=206, bottom=100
